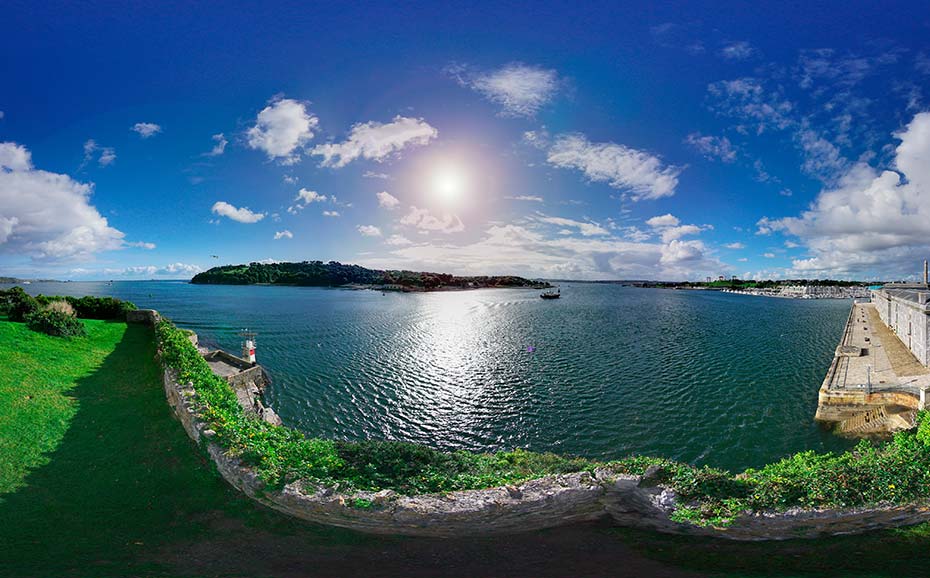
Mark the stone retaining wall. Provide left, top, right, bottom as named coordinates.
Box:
left=152, top=320, right=930, bottom=539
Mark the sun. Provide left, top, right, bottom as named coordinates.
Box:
left=431, top=165, right=466, bottom=203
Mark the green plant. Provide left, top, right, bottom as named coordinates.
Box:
left=25, top=309, right=87, bottom=338
left=1, top=287, right=39, bottom=322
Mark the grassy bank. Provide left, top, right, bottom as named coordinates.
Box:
left=0, top=316, right=127, bottom=496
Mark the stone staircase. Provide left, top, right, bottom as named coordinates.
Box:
left=837, top=407, right=916, bottom=435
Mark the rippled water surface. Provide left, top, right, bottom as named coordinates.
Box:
left=8, top=281, right=858, bottom=471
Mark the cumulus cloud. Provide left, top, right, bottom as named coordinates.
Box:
left=0, top=142, right=130, bottom=260
left=505, top=195, right=544, bottom=202
left=205, top=133, right=227, bottom=156
left=127, top=241, right=156, bottom=249
left=684, top=133, right=737, bottom=163
left=645, top=214, right=680, bottom=228
left=287, top=188, right=327, bottom=214
left=451, top=62, right=560, bottom=117
left=724, top=242, right=745, bottom=249
left=376, top=190, right=400, bottom=209
left=400, top=206, right=465, bottom=234
left=322, top=210, right=340, bottom=217
left=274, top=230, right=293, bottom=240
left=645, top=213, right=709, bottom=242
left=311, top=116, right=437, bottom=168
left=211, top=201, right=265, bottom=223
left=544, top=134, right=682, bottom=200
left=131, top=122, right=162, bottom=138
left=357, top=225, right=382, bottom=237
left=762, top=112, right=930, bottom=276
left=247, top=97, right=319, bottom=164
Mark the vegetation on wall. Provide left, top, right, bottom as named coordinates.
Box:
left=155, top=314, right=930, bottom=525
left=190, top=260, right=549, bottom=291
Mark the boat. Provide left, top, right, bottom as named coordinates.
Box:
left=540, top=288, right=560, bottom=299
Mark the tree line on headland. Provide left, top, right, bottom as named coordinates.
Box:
left=190, top=261, right=550, bottom=291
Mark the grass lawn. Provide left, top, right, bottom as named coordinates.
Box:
left=5, top=315, right=930, bottom=577
left=0, top=316, right=127, bottom=497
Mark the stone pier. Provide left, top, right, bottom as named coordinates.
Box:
left=815, top=302, right=929, bottom=434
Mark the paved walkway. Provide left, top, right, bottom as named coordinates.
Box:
left=829, top=303, right=930, bottom=392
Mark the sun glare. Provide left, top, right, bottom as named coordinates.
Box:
left=432, top=165, right=466, bottom=203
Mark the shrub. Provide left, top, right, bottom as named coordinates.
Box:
left=44, top=300, right=77, bottom=317
left=2, top=287, right=39, bottom=322
left=25, top=309, right=87, bottom=338
left=34, top=295, right=137, bottom=320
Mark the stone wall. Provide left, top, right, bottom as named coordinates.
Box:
left=156, top=324, right=930, bottom=539
left=873, top=288, right=930, bottom=366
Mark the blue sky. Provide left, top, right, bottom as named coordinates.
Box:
left=3, top=1, right=930, bottom=281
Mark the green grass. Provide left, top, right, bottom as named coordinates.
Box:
left=0, top=318, right=372, bottom=577
left=0, top=316, right=125, bottom=496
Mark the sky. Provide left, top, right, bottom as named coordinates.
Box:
left=3, top=0, right=930, bottom=281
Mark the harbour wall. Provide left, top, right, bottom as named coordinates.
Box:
left=137, top=309, right=930, bottom=540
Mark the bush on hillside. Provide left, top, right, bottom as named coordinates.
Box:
left=45, top=300, right=77, bottom=317
left=25, top=308, right=87, bottom=338
left=1, top=287, right=39, bottom=322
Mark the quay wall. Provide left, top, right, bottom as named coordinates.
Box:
left=135, top=309, right=930, bottom=540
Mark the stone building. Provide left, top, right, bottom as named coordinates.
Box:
left=872, top=283, right=930, bottom=366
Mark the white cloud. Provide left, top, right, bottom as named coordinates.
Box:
left=645, top=214, right=680, bottom=228
left=322, top=210, right=340, bottom=217
left=645, top=213, right=708, bottom=242
left=82, top=139, right=116, bottom=168
left=796, top=128, right=848, bottom=183
left=763, top=252, right=776, bottom=258
left=363, top=171, right=392, bottom=180
left=400, top=206, right=465, bottom=234
left=724, top=242, right=745, bottom=249
left=274, top=230, right=293, bottom=239
left=385, top=234, right=412, bottom=246
left=211, top=201, right=265, bottom=223
left=505, top=195, right=544, bottom=202
left=283, top=174, right=298, bottom=184
left=452, top=63, right=559, bottom=117
left=707, top=78, right=794, bottom=134
left=544, top=134, right=682, bottom=200
left=360, top=222, right=722, bottom=281
left=720, top=41, right=756, bottom=60
left=127, top=241, right=156, bottom=249
left=0, top=142, right=127, bottom=260
left=357, top=225, right=382, bottom=237
left=537, top=216, right=609, bottom=236
left=376, top=190, right=400, bottom=209
left=247, top=97, right=319, bottom=164
left=131, top=122, right=162, bottom=138
left=684, top=133, right=737, bottom=163
left=763, top=112, right=930, bottom=276
left=287, top=188, right=327, bottom=214
left=205, top=133, right=227, bottom=156
left=76, top=262, right=203, bottom=279
left=311, top=116, right=437, bottom=168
